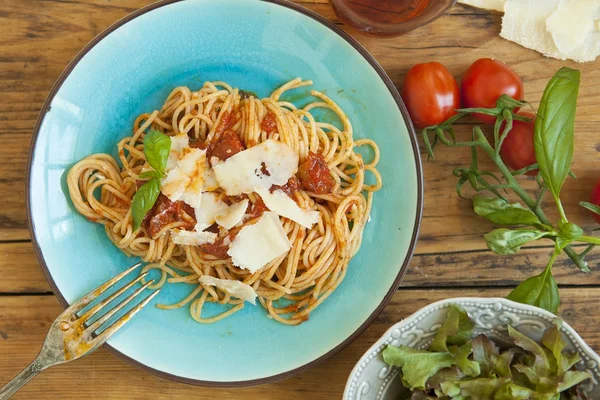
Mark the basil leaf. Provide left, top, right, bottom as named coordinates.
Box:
left=473, top=196, right=541, bottom=226
left=144, top=130, right=171, bottom=175
left=484, top=228, right=551, bottom=255
left=534, top=67, right=580, bottom=201
left=558, top=222, right=582, bottom=240
left=131, top=178, right=161, bottom=230
left=507, top=268, right=559, bottom=314
left=139, top=170, right=162, bottom=180
left=580, top=201, right=600, bottom=217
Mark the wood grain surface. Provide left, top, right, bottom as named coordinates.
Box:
left=1, top=0, right=599, bottom=399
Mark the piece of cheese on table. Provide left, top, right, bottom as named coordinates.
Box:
left=500, top=0, right=560, bottom=59
left=458, top=0, right=506, bottom=12
left=171, top=230, right=217, bottom=246
left=227, top=212, right=291, bottom=273
left=546, top=0, right=600, bottom=63
left=199, top=275, right=257, bottom=305
left=255, top=187, right=319, bottom=229
left=213, top=140, right=298, bottom=196
left=215, top=199, right=249, bottom=229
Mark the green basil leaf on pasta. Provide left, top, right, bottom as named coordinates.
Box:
left=144, top=130, right=171, bottom=175
left=534, top=67, right=580, bottom=203
left=139, top=170, right=162, bottom=180
left=131, top=178, right=161, bottom=231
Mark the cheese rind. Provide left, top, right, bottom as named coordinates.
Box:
left=227, top=212, right=291, bottom=273
left=255, top=187, right=319, bottom=229
left=213, top=140, right=298, bottom=196
left=215, top=199, right=249, bottom=229
left=171, top=230, right=217, bottom=246
left=199, top=275, right=257, bottom=305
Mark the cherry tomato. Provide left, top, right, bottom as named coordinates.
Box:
left=591, top=180, right=600, bottom=223
left=499, top=112, right=537, bottom=176
left=461, top=58, right=524, bottom=124
left=401, top=62, right=460, bottom=129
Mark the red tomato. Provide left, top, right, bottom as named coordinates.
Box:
left=461, top=58, right=524, bottom=124
left=401, top=62, right=460, bottom=129
left=499, top=112, right=537, bottom=176
left=591, top=180, right=600, bottom=223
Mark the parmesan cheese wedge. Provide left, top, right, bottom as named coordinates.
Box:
left=227, top=212, right=291, bottom=273
left=171, top=230, right=217, bottom=246
left=194, top=192, right=229, bottom=232
left=458, top=0, right=505, bottom=12
left=161, top=167, right=190, bottom=202
left=500, top=0, right=560, bottom=60
left=546, top=0, right=600, bottom=63
left=198, top=275, right=257, bottom=305
left=255, top=187, right=319, bottom=229
left=215, top=199, right=249, bottom=230
left=213, top=140, right=298, bottom=196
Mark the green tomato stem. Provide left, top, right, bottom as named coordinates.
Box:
left=577, top=235, right=600, bottom=245
left=473, top=128, right=587, bottom=271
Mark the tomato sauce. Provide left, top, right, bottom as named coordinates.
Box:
left=260, top=112, right=278, bottom=135
left=271, top=176, right=301, bottom=198
left=207, top=130, right=245, bottom=161
left=143, top=194, right=196, bottom=238
left=297, top=152, right=335, bottom=194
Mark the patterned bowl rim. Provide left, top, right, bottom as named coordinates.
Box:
left=344, top=297, right=600, bottom=399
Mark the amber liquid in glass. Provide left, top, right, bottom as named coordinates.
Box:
left=330, top=0, right=456, bottom=36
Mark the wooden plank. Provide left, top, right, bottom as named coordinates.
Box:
left=2, top=240, right=598, bottom=295
left=1, top=288, right=599, bottom=399
left=2, top=1, right=600, bottom=249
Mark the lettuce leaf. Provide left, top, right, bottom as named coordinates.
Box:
left=382, top=345, right=454, bottom=390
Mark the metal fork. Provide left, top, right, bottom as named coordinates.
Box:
left=0, top=262, right=159, bottom=399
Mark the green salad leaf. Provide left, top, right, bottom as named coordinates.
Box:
left=430, top=305, right=474, bottom=352
left=382, top=303, right=591, bottom=399
left=382, top=346, right=454, bottom=390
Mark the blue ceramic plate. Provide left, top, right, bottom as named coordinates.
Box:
left=27, top=0, right=422, bottom=386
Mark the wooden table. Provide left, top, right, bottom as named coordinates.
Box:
left=1, top=1, right=599, bottom=398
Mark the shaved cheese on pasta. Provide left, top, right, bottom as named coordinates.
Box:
left=171, top=230, right=217, bottom=246
left=215, top=199, right=249, bottom=229
left=199, top=275, right=257, bottom=305
left=166, top=133, right=190, bottom=172
left=228, top=212, right=291, bottom=273
left=178, top=148, right=207, bottom=209
left=213, top=140, right=298, bottom=196
left=255, top=187, right=319, bottom=229
left=194, top=192, right=228, bottom=232
left=161, top=167, right=190, bottom=202
left=203, top=168, right=219, bottom=191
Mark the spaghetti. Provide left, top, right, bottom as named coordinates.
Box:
left=67, top=78, right=382, bottom=325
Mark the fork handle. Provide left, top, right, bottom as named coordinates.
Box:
left=0, top=358, right=47, bottom=400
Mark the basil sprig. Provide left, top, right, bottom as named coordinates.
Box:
left=421, top=66, right=600, bottom=314
left=131, top=130, right=171, bottom=230
left=534, top=67, right=580, bottom=223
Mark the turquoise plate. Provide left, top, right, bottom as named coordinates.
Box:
left=27, top=0, right=422, bottom=386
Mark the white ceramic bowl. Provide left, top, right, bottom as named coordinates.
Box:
left=344, top=297, right=600, bottom=399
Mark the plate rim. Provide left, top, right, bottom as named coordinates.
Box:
left=25, top=0, right=424, bottom=387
